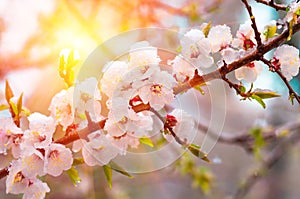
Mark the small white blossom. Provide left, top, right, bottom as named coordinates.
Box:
left=128, top=41, right=161, bottom=69
left=273, top=44, right=300, bottom=81
left=208, top=25, right=232, bottom=52
left=100, top=61, right=128, bottom=98
left=165, top=109, right=196, bottom=144
left=180, top=29, right=214, bottom=69
left=44, top=143, right=73, bottom=177
left=168, top=55, right=196, bottom=82
left=232, top=21, right=256, bottom=50
left=235, top=61, right=263, bottom=83
left=285, top=1, right=300, bottom=22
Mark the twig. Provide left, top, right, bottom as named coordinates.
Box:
left=150, top=108, right=187, bottom=146
left=260, top=57, right=300, bottom=104
left=197, top=121, right=300, bottom=152
left=241, top=0, right=263, bottom=47
left=255, top=0, right=287, bottom=11
left=233, top=124, right=300, bottom=199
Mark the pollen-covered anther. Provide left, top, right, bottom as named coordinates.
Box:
left=13, top=172, right=24, bottom=184
left=151, top=84, right=163, bottom=96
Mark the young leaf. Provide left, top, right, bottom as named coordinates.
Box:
left=253, top=89, right=281, bottom=99
left=202, top=22, right=211, bottom=37
left=5, top=80, right=14, bottom=104
left=17, top=93, right=23, bottom=115
left=251, top=94, right=266, bottom=109
left=287, top=20, right=293, bottom=41
left=194, top=85, right=205, bottom=95
left=66, top=166, right=81, bottom=187
left=250, top=128, right=265, bottom=160
left=139, top=137, right=154, bottom=147
left=263, top=23, right=277, bottom=40
left=9, top=100, right=18, bottom=116
left=188, top=144, right=210, bottom=163
left=0, top=104, right=9, bottom=111
left=109, top=161, right=134, bottom=178
left=103, top=165, right=113, bottom=189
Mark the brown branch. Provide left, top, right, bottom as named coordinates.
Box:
left=241, top=0, right=262, bottom=47
left=173, top=22, right=300, bottom=94
left=0, top=168, right=8, bottom=179
left=197, top=120, right=300, bottom=151
left=255, top=0, right=287, bottom=11
left=233, top=122, right=300, bottom=199
left=55, top=118, right=106, bottom=145
left=260, top=57, right=300, bottom=104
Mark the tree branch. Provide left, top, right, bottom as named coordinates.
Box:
left=260, top=57, right=300, bottom=104
left=241, top=0, right=263, bottom=47
left=255, top=0, right=287, bottom=11
left=173, top=22, right=300, bottom=95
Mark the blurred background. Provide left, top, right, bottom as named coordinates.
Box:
left=0, top=0, right=300, bottom=198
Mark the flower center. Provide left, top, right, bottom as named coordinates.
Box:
left=151, top=84, right=162, bottom=96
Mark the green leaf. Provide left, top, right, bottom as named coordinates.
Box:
left=9, top=100, right=18, bottom=116
left=103, top=165, right=113, bottom=189
left=17, top=93, right=23, bottom=115
left=192, top=167, right=213, bottom=194
left=176, top=46, right=182, bottom=53
left=194, top=85, right=205, bottom=95
left=66, top=166, right=81, bottom=187
left=240, top=85, right=246, bottom=94
left=0, top=104, right=9, bottom=111
left=251, top=94, right=266, bottom=109
left=139, top=137, right=154, bottom=147
left=250, top=128, right=265, bottom=160
left=188, top=144, right=210, bottom=163
left=263, top=24, right=277, bottom=39
left=109, top=161, right=134, bottom=178
left=287, top=20, right=293, bottom=41
left=289, top=93, right=295, bottom=105
left=295, top=8, right=300, bottom=16
left=253, top=90, right=281, bottom=99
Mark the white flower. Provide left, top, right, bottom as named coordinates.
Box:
left=23, top=112, right=55, bottom=149
left=0, top=117, right=23, bottom=157
left=168, top=55, right=196, bottom=82
left=49, top=88, right=74, bottom=130
left=73, top=77, right=103, bottom=124
left=22, top=179, right=50, bottom=199
left=20, top=149, right=45, bottom=177
left=100, top=61, right=128, bottom=98
left=44, top=143, right=73, bottom=177
left=128, top=41, right=161, bottom=69
left=220, top=47, right=242, bottom=64
left=273, top=44, right=300, bottom=81
left=134, top=68, right=176, bottom=110
left=235, top=61, right=263, bottom=83
left=208, top=25, right=232, bottom=52
left=73, top=131, right=119, bottom=166
left=285, top=1, right=300, bottom=22
left=232, top=21, right=256, bottom=50
left=6, top=160, right=30, bottom=194
left=180, top=29, right=214, bottom=69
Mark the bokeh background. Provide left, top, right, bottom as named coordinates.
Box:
left=0, top=0, right=300, bottom=198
